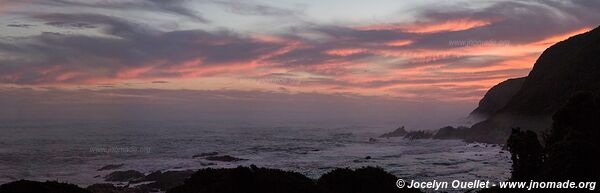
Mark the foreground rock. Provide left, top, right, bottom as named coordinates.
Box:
left=99, top=169, right=195, bottom=192
left=0, top=180, right=90, bottom=193
left=317, top=167, right=423, bottom=193
left=132, top=170, right=195, bottom=192
left=168, top=166, right=318, bottom=193
left=168, top=165, right=423, bottom=193
left=1, top=166, right=424, bottom=193
left=86, top=184, right=141, bottom=193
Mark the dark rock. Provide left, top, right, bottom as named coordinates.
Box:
left=469, top=77, right=526, bottom=120
left=97, top=164, right=125, bottom=171
left=105, top=170, right=145, bottom=182
left=432, top=126, right=468, bottom=139
left=1, top=166, right=426, bottom=193
left=87, top=183, right=141, bottom=193
left=499, top=92, right=600, bottom=190
left=132, top=170, right=195, bottom=192
left=380, top=126, right=408, bottom=138
left=167, top=165, right=319, bottom=193
left=368, top=138, right=378, bottom=142
left=506, top=128, right=544, bottom=181
left=317, top=167, right=423, bottom=193
left=403, top=130, right=433, bottom=140
left=168, top=166, right=423, bottom=193
left=538, top=92, right=600, bottom=181
left=0, top=180, right=90, bottom=193
left=365, top=156, right=372, bottom=159
left=205, top=155, right=247, bottom=162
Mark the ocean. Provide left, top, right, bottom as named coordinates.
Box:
left=0, top=120, right=511, bottom=188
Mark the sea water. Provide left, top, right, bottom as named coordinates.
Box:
left=0, top=120, right=511, bottom=188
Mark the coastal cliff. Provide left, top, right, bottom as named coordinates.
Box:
left=465, top=26, right=600, bottom=143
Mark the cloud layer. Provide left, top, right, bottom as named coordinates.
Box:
left=1, top=0, right=599, bottom=102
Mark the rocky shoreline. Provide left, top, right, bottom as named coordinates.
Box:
left=0, top=166, right=424, bottom=193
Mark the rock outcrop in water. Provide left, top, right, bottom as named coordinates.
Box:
left=403, top=130, right=433, bottom=140
left=378, top=126, right=470, bottom=140
left=97, top=164, right=125, bottom=171
left=465, top=26, right=600, bottom=143
left=432, top=126, right=468, bottom=139
left=380, top=126, right=408, bottom=138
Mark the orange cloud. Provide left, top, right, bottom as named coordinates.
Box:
left=325, top=48, right=368, bottom=56
left=385, top=40, right=414, bottom=47
left=357, top=18, right=493, bottom=33
left=55, top=72, right=83, bottom=82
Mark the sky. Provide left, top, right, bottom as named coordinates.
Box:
left=1, top=0, right=599, bottom=128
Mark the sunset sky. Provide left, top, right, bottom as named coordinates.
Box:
left=1, top=0, right=599, bottom=127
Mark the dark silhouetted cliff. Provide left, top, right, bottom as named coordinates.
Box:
left=465, top=26, right=600, bottom=143
left=469, top=77, right=526, bottom=120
